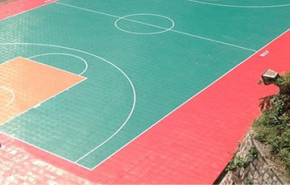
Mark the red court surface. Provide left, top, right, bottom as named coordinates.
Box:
left=0, top=0, right=57, bottom=20
left=64, top=29, right=287, bottom=184
left=0, top=0, right=289, bottom=185
left=0, top=133, right=93, bottom=185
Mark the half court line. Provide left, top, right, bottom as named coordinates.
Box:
left=0, top=0, right=284, bottom=171
left=56, top=0, right=257, bottom=164
left=88, top=28, right=290, bottom=171
left=55, top=1, right=257, bottom=52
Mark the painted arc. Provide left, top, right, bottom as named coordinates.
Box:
left=115, top=13, right=175, bottom=35
left=0, top=87, right=15, bottom=107
left=29, top=53, right=89, bottom=76
left=187, top=0, right=290, bottom=8
left=0, top=42, right=136, bottom=159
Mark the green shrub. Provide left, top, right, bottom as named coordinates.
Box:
left=226, top=156, right=249, bottom=171
left=226, top=147, right=258, bottom=171
left=253, top=71, right=290, bottom=173
left=249, top=147, right=258, bottom=158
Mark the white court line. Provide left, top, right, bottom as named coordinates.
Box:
left=0, top=87, right=15, bottom=106
left=88, top=28, right=290, bottom=171
left=29, top=53, right=89, bottom=76
left=0, top=0, right=289, bottom=171
left=0, top=56, right=23, bottom=67
left=0, top=56, right=86, bottom=78
left=0, top=64, right=90, bottom=170
left=185, top=0, right=290, bottom=8
left=0, top=55, right=88, bottom=128
left=170, top=29, right=257, bottom=52
left=0, top=43, right=136, bottom=170
left=55, top=1, right=254, bottom=163
left=22, top=57, right=86, bottom=78
left=55, top=2, right=256, bottom=52
left=0, top=76, right=90, bottom=170
left=0, top=130, right=92, bottom=170
left=115, top=13, right=175, bottom=35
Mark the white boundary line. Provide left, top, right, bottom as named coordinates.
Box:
left=0, top=87, right=15, bottom=106
left=55, top=2, right=256, bottom=52
left=0, top=56, right=27, bottom=67
left=88, top=28, right=290, bottom=171
left=0, top=77, right=91, bottom=170
left=0, top=42, right=136, bottom=170
left=29, top=53, right=89, bottom=76
left=0, top=0, right=58, bottom=22
left=0, top=56, right=88, bottom=127
left=185, top=0, right=290, bottom=8
left=0, top=56, right=85, bottom=78
left=55, top=2, right=120, bottom=18
left=0, top=130, right=92, bottom=170
left=0, top=58, right=89, bottom=169
left=21, top=57, right=86, bottom=78
left=0, top=1, right=287, bottom=170
left=170, top=29, right=256, bottom=52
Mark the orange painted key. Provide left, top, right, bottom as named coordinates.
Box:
left=0, top=57, right=86, bottom=125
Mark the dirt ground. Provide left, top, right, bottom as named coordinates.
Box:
left=0, top=0, right=18, bottom=5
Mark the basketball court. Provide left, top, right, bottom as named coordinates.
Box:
left=0, top=0, right=290, bottom=184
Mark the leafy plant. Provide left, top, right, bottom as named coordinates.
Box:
left=226, top=147, right=258, bottom=171
left=226, top=156, right=249, bottom=171
left=253, top=71, right=290, bottom=173
left=249, top=147, right=258, bottom=159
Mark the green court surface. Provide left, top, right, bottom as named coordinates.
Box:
left=0, top=0, right=290, bottom=170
